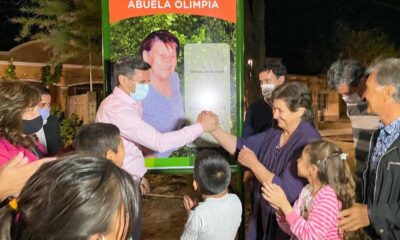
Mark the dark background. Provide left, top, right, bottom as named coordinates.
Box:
left=1, top=0, right=400, bottom=74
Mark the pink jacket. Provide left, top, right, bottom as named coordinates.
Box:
left=0, top=138, right=39, bottom=166
left=277, top=185, right=343, bottom=240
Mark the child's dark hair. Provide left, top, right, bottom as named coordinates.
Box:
left=0, top=153, right=139, bottom=240
left=194, top=150, right=231, bottom=195
left=305, top=140, right=356, bottom=239
left=75, top=123, right=121, bottom=156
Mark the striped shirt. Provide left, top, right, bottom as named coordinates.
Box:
left=277, top=185, right=343, bottom=240
left=342, top=94, right=379, bottom=161
left=342, top=93, right=379, bottom=199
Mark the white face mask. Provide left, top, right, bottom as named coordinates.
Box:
left=261, top=83, right=275, bottom=99
left=342, top=93, right=361, bottom=103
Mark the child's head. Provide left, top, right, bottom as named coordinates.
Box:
left=75, top=123, right=125, bottom=167
left=298, top=140, right=355, bottom=209
left=0, top=153, right=139, bottom=240
left=193, top=150, right=231, bottom=195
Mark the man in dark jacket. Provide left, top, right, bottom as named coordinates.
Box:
left=242, top=62, right=286, bottom=137
left=339, top=58, right=400, bottom=239
left=35, top=86, right=63, bottom=156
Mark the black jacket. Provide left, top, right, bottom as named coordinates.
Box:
left=242, top=99, right=274, bottom=137
left=362, top=129, right=400, bottom=240
left=43, top=115, right=63, bottom=156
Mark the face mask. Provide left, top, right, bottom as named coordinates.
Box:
left=38, top=109, right=50, bottom=121
left=342, top=93, right=361, bottom=103
left=21, top=115, right=43, bottom=134
left=261, top=83, right=275, bottom=99
left=130, top=83, right=149, bottom=102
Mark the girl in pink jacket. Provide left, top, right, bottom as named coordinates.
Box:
left=262, top=140, right=356, bottom=240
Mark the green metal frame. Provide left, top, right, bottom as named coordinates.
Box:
left=101, top=0, right=245, bottom=238
left=101, top=0, right=112, bottom=94
left=236, top=0, right=245, bottom=238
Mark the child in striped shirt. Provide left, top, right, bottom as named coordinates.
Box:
left=262, top=140, right=356, bottom=240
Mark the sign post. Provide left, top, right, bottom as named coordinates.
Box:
left=102, top=0, right=245, bottom=238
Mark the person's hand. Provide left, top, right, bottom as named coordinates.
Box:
left=0, top=153, right=55, bottom=199
left=182, top=195, right=197, bottom=213
left=243, top=170, right=254, bottom=184
left=140, top=177, right=151, bottom=195
left=197, top=111, right=219, bottom=132
left=238, top=146, right=258, bottom=169
left=339, top=204, right=370, bottom=232
left=261, top=182, right=292, bottom=215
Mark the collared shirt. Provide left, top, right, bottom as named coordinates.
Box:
left=36, top=126, right=47, bottom=151
left=96, top=87, right=203, bottom=177
left=368, top=117, right=400, bottom=203
left=342, top=94, right=379, bottom=162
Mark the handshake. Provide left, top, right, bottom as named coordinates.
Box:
left=197, top=111, right=219, bottom=133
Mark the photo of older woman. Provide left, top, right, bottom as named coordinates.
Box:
left=140, top=30, right=185, bottom=158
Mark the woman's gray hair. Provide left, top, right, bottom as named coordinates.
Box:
left=367, top=58, right=400, bottom=102
left=271, top=82, right=314, bottom=122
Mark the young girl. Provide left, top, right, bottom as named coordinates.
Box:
left=262, top=140, right=355, bottom=240
left=0, top=153, right=140, bottom=240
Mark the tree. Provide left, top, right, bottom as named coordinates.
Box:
left=110, top=15, right=235, bottom=65
left=13, top=0, right=102, bottom=87
left=336, top=24, right=399, bottom=66
left=3, top=58, right=18, bottom=81
left=41, top=64, right=63, bottom=87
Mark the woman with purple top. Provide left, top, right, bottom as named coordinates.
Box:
left=140, top=30, right=185, bottom=158
left=209, top=82, right=321, bottom=240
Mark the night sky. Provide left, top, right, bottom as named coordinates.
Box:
left=0, top=0, right=30, bottom=51
left=265, top=0, right=400, bottom=73
left=1, top=0, right=399, bottom=74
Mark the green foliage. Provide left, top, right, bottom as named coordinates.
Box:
left=3, top=58, right=18, bottom=81
left=13, top=0, right=102, bottom=65
left=60, top=113, right=82, bottom=146
left=110, top=15, right=237, bottom=132
left=170, top=146, right=198, bottom=158
left=50, top=103, right=62, bottom=119
left=41, top=64, right=63, bottom=86
left=110, top=14, right=236, bottom=66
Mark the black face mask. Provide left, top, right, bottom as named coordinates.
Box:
left=21, top=115, right=43, bottom=134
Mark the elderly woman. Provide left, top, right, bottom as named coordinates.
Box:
left=210, top=82, right=321, bottom=240
left=0, top=81, right=44, bottom=165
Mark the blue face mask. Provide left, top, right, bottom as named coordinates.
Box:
left=38, top=108, right=50, bottom=121
left=130, top=83, right=149, bottom=101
